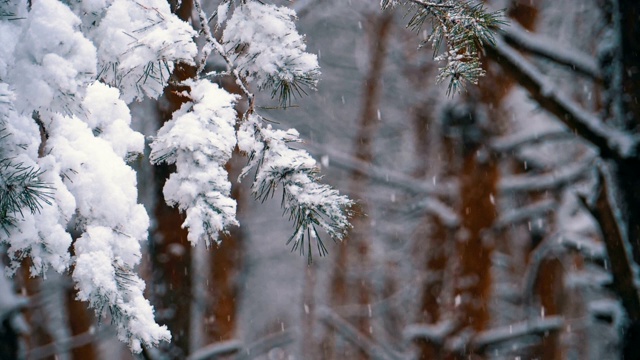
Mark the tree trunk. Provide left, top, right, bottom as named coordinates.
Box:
left=325, top=13, right=392, bottom=360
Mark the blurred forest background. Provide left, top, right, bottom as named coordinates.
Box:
left=2, top=0, right=640, bottom=359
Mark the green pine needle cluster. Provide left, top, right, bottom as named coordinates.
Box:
left=0, top=157, right=53, bottom=235
left=384, top=0, right=506, bottom=95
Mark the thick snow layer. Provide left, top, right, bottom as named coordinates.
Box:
left=92, top=0, right=197, bottom=102
left=223, top=2, right=320, bottom=94
left=150, top=79, right=239, bottom=246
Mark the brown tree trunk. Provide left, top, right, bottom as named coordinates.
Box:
left=533, top=258, right=564, bottom=360
left=66, top=291, right=98, bottom=359
left=205, top=152, right=245, bottom=343
left=455, top=144, right=498, bottom=349
left=325, top=13, right=392, bottom=360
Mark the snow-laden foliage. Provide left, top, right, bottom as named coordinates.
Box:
left=150, top=79, right=239, bottom=246
left=46, top=92, right=170, bottom=351
left=91, top=0, right=197, bottom=102
left=222, top=1, right=320, bottom=106
left=238, top=114, right=353, bottom=263
left=0, top=0, right=354, bottom=353
left=8, top=0, right=96, bottom=115
left=0, top=84, right=72, bottom=275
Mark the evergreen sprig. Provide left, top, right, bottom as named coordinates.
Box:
left=240, top=115, right=353, bottom=263
left=0, top=157, right=53, bottom=235
left=385, top=0, right=505, bottom=94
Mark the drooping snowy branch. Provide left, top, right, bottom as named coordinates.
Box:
left=238, top=114, right=353, bottom=262
left=43, top=90, right=170, bottom=351
left=150, top=79, right=239, bottom=246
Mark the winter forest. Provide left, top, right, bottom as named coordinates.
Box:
left=1, top=0, right=640, bottom=359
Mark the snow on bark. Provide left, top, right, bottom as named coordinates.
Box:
left=150, top=79, right=239, bottom=246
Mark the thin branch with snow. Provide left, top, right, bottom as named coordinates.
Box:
left=471, top=316, right=564, bottom=350
left=317, top=306, right=398, bottom=360
left=502, top=22, right=601, bottom=80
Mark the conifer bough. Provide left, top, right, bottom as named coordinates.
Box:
left=0, top=0, right=502, bottom=352
left=382, top=0, right=506, bottom=94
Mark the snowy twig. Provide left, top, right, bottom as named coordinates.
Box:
left=493, top=199, right=555, bottom=230
left=490, top=129, right=574, bottom=153
left=407, top=0, right=454, bottom=9
left=499, top=158, right=592, bottom=193
left=186, top=339, right=242, bottom=360
left=502, top=22, right=601, bottom=80
left=486, top=37, right=639, bottom=160
left=235, top=330, right=295, bottom=360
left=317, top=306, right=398, bottom=360
left=471, top=316, right=563, bottom=350
left=404, top=319, right=457, bottom=344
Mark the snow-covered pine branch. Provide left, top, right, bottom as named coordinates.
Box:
left=0, top=0, right=354, bottom=353
left=0, top=0, right=174, bottom=350
left=150, top=79, right=239, bottom=247
left=382, top=0, right=505, bottom=94
left=238, top=114, right=353, bottom=263
left=221, top=1, right=320, bottom=107
left=79, top=0, right=198, bottom=103
left=0, top=84, right=71, bottom=275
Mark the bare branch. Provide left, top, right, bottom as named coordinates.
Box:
left=304, top=141, right=453, bottom=197
left=499, top=157, right=592, bottom=193
left=187, top=339, right=242, bottom=360
left=27, top=329, right=111, bottom=360
left=317, top=306, right=400, bottom=360
left=404, top=319, right=457, bottom=344
left=235, top=330, right=295, bottom=360
left=502, top=22, right=601, bottom=80
left=471, top=316, right=563, bottom=350
left=490, top=129, right=575, bottom=153
left=493, top=198, right=555, bottom=230
left=485, top=37, right=639, bottom=160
